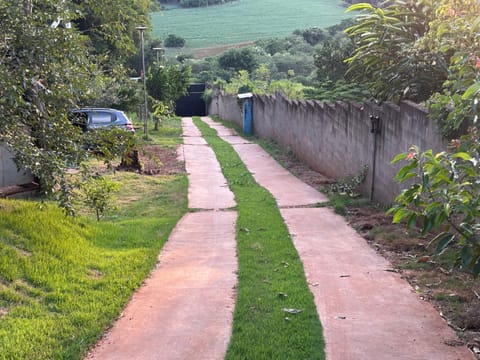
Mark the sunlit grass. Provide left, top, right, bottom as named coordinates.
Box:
left=0, top=121, right=187, bottom=359
left=133, top=116, right=183, bottom=148
left=193, top=117, right=325, bottom=359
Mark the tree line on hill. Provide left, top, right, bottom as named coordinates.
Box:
left=341, top=0, right=382, bottom=6
left=159, top=0, right=237, bottom=8
left=175, top=19, right=369, bottom=101
left=158, top=0, right=380, bottom=9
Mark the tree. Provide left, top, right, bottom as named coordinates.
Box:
left=164, top=34, right=186, bottom=48
left=389, top=137, right=480, bottom=276
left=222, top=70, right=257, bottom=95
left=268, top=80, right=310, bottom=100
left=362, top=0, right=480, bottom=276
left=218, top=48, right=258, bottom=74
left=81, top=173, right=120, bottom=221
left=425, top=1, right=480, bottom=135
left=71, top=0, right=155, bottom=64
left=0, top=0, right=138, bottom=215
left=71, top=0, right=157, bottom=109
left=344, top=0, right=446, bottom=103
left=314, top=36, right=353, bottom=82
left=147, top=63, right=191, bottom=130
left=1, top=1, right=92, bottom=199
left=147, top=63, right=191, bottom=103
left=293, top=27, right=328, bottom=46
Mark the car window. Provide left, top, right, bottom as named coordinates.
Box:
left=70, top=112, right=88, bottom=126
left=91, top=112, right=114, bottom=125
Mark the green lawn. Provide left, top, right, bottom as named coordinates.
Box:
left=0, top=119, right=187, bottom=359
left=152, top=0, right=352, bottom=49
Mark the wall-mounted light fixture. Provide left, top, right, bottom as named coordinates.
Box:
left=370, top=115, right=380, bottom=134
left=369, top=114, right=381, bottom=201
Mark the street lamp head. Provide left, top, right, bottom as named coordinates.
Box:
left=135, top=26, right=147, bottom=31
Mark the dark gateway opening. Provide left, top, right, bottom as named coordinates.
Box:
left=175, top=83, right=206, bottom=117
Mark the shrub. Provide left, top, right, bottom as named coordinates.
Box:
left=388, top=137, right=480, bottom=277
left=81, top=175, right=120, bottom=221
left=164, top=34, right=185, bottom=48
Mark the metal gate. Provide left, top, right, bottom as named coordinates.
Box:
left=175, top=83, right=206, bottom=117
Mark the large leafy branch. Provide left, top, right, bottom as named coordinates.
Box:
left=1, top=0, right=151, bottom=215
left=346, top=0, right=480, bottom=276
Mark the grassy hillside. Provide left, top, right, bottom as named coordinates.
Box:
left=0, top=119, right=188, bottom=359
left=152, top=0, right=352, bottom=49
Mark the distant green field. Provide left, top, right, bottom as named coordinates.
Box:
left=152, top=0, right=352, bottom=49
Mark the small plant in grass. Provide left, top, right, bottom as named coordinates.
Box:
left=328, top=194, right=349, bottom=216
left=320, top=166, right=368, bottom=215
left=81, top=174, right=120, bottom=221
left=151, top=100, right=171, bottom=131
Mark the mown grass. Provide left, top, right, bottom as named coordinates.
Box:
left=152, top=0, right=352, bottom=49
left=193, top=117, right=324, bottom=359
left=132, top=116, right=183, bottom=148
left=0, top=121, right=187, bottom=359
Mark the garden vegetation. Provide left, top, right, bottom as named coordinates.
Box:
left=0, top=119, right=187, bottom=358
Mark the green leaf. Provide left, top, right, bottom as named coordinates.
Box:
left=392, top=208, right=410, bottom=224
left=397, top=186, right=418, bottom=203
left=425, top=201, right=442, bottom=216
left=406, top=213, right=417, bottom=229
left=433, top=232, right=455, bottom=255
left=453, top=152, right=472, bottom=161
left=422, top=173, right=429, bottom=189
left=434, top=211, right=447, bottom=228
left=462, top=82, right=480, bottom=100
left=460, top=245, right=473, bottom=267
left=422, top=215, right=434, bottom=235
left=386, top=205, right=401, bottom=216
left=391, top=152, right=407, bottom=164
left=399, top=172, right=416, bottom=181
left=395, top=159, right=418, bottom=182
left=443, top=203, right=451, bottom=217
left=346, top=3, right=375, bottom=13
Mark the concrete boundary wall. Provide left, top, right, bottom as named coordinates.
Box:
left=0, top=144, right=34, bottom=187
left=209, top=93, right=446, bottom=204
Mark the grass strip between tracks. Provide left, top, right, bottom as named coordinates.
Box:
left=193, top=117, right=325, bottom=359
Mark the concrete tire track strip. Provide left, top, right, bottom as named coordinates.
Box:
left=87, top=117, right=237, bottom=360
left=87, top=116, right=474, bottom=360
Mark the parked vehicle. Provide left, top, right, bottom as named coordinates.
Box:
left=70, top=108, right=135, bottom=132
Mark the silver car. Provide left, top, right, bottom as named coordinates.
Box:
left=70, top=108, right=135, bottom=132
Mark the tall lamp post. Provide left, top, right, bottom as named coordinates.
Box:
left=136, top=26, right=148, bottom=139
